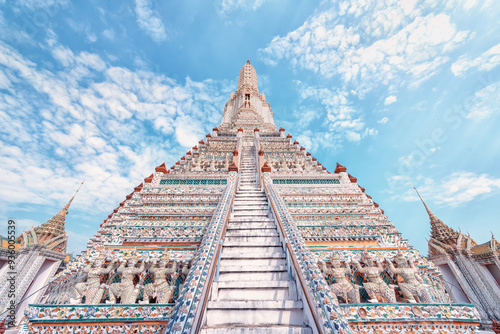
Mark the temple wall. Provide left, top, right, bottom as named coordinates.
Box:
left=485, top=263, right=500, bottom=285
left=16, top=259, right=58, bottom=325
left=438, top=263, right=470, bottom=303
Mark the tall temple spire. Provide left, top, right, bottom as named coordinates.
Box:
left=219, top=61, right=276, bottom=133
left=36, top=182, right=84, bottom=237
left=58, top=181, right=84, bottom=218
left=414, top=187, right=439, bottom=223
left=237, top=60, right=259, bottom=93
left=414, top=187, right=459, bottom=244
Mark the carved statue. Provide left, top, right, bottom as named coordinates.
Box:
left=108, top=253, right=146, bottom=304
left=293, top=156, right=303, bottom=172
left=352, top=249, right=396, bottom=303
left=71, top=254, right=117, bottom=304
left=429, top=276, right=451, bottom=303
left=208, top=156, right=216, bottom=171
left=319, top=251, right=360, bottom=304
left=192, top=159, right=202, bottom=171
left=385, top=250, right=433, bottom=303
left=142, top=251, right=177, bottom=304
left=280, top=156, right=289, bottom=172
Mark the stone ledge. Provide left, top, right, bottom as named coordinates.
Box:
left=25, top=304, right=174, bottom=323
left=338, top=303, right=479, bottom=323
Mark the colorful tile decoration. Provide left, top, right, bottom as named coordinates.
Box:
left=26, top=304, right=173, bottom=322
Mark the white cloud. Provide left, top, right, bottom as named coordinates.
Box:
left=174, top=116, right=205, bottom=148
left=424, top=173, right=500, bottom=206
left=384, top=95, right=397, bottom=105
left=219, top=0, right=267, bottom=15
left=0, top=69, right=11, bottom=89
left=466, top=81, right=500, bottom=120
left=378, top=116, right=389, bottom=124
left=0, top=38, right=229, bottom=253
left=85, top=32, right=97, bottom=43
left=451, top=43, right=500, bottom=76
left=388, top=172, right=500, bottom=206
left=291, top=80, right=375, bottom=151
left=259, top=2, right=470, bottom=93
left=13, top=0, right=68, bottom=10
left=134, top=0, right=167, bottom=43
left=102, top=29, right=115, bottom=40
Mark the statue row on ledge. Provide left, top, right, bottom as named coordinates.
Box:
left=66, top=251, right=185, bottom=305
left=319, top=249, right=450, bottom=304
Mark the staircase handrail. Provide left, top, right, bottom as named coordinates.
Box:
left=190, top=173, right=239, bottom=334
left=262, top=178, right=325, bottom=334
left=253, top=136, right=261, bottom=189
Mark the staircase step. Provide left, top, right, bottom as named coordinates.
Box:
left=207, top=300, right=302, bottom=309
left=235, top=191, right=264, bottom=194
left=220, top=252, right=285, bottom=260
left=232, top=202, right=268, bottom=206
left=214, top=280, right=296, bottom=301
left=235, top=194, right=265, bottom=197
left=233, top=205, right=268, bottom=210
left=219, top=265, right=287, bottom=272
left=217, top=280, right=291, bottom=289
left=223, top=240, right=281, bottom=247
left=219, top=257, right=286, bottom=266
left=234, top=197, right=266, bottom=201
left=225, top=236, right=280, bottom=243
left=222, top=246, right=284, bottom=256
left=206, top=301, right=304, bottom=326
left=218, top=270, right=288, bottom=281
left=229, top=217, right=274, bottom=223
left=225, top=231, right=279, bottom=237
left=235, top=194, right=264, bottom=198
left=226, top=223, right=276, bottom=229
left=232, top=211, right=269, bottom=216
left=215, top=282, right=294, bottom=301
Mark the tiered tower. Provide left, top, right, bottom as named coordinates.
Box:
left=20, top=62, right=481, bottom=334
left=416, top=189, right=500, bottom=326
left=0, top=182, right=82, bottom=327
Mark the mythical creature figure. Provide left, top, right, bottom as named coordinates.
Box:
left=71, top=254, right=117, bottom=304
left=429, top=275, right=451, bottom=303
left=142, top=251, right=177, bottom=304
left=192, top=160, right=202, bottom=171
left=385, top=250, right=433, bottom=303
left=352, top=249, right=396, bottom=303
left=319, top=251, right=360, bottom=304
left=108, top=253, right=147, bottom=304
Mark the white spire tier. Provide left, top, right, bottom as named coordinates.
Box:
left=219, top=61, right=276, bottom=133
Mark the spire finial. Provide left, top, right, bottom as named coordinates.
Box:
left=37, top=182, right=84, bottom=237
left=414, top=186, right=459, bottom=244
left=413, top=187, right=439, bottom=223
left=58, top=181, right=84, bottom=217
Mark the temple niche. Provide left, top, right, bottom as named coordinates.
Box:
left=8, top=62, right=489, bottom=334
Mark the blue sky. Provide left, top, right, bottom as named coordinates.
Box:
left=1, top=0, right=499, bottom=255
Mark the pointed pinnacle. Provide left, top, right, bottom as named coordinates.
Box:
left=413, top=187, right=439, bottom=223
left=58, top=181, right=84, bottom=217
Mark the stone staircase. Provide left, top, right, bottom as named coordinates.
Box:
left=201, top=144, right=312, bottom=334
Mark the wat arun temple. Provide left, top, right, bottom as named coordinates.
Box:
left=1, top=62, right=499, bottom=334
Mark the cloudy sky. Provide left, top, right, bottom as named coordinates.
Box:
left=1, top=0, right=499, bottom=255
